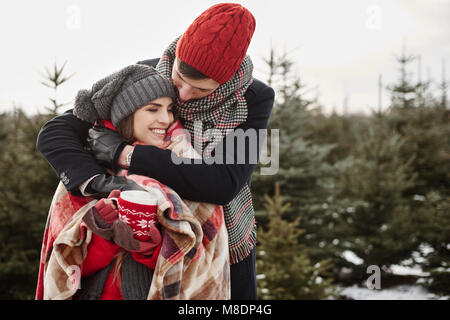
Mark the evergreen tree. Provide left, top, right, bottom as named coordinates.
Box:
left=305, top=112, right=370, bottom=164
left=0, top=109, right=58, bottom=299
left=386, top=48, right=450, bottom=196
left=335, top=112, right=419, bottom=278
left=256, top=182, right=337, bottom=299
left=387, top=49, right=419, bottom=112
left=0, top=61, right=71, bottom=298
left=414, top=191, right=450, bottom=296
left=40, top=59, right=74, bottom=116
left=252, top=49, right=352, bottom=268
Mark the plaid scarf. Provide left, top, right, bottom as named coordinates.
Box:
left=156, top=38, right=257, bottom=264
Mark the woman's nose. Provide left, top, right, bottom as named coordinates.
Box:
left=158, top=110, right=171, bottom=124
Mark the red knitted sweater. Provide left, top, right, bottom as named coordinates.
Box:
left=81, top=233, right=161, bottom=300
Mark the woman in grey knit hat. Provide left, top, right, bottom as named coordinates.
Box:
left=39, top=64, right=229, bottom=300
left=66, top=64, right=178, bottom=300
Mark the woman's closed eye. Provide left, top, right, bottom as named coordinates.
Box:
left=146, top=107, right=173, bottom=113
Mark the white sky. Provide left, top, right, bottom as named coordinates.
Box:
left=0, top=0, right=449, bottom=115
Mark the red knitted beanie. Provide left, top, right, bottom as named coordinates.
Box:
left=176, top=3, right=256, bottom=84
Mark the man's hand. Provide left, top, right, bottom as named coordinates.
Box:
left=118, top=145, right=135, bottom=169
left=86, top=174, right=146, bottom=199
left=87, top=125, right=128, bottom=171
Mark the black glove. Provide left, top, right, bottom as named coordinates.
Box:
left=87, top=125, right=128, bottom=172
left=86, top=174, right=146, bottom=199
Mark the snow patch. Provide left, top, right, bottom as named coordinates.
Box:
left=390, top=265, right=430, bottom=277
left=341, top=250, right=364, bottom=265
left=339, top=285, right=448, bottom=300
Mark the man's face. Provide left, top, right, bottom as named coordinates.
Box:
left=171, top=58, right=220, bottom=102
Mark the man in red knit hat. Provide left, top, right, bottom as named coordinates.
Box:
left=37, top=3, right=275, bottom=300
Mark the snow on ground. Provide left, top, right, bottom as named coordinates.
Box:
left=389, top=265, right=429, bottom=277
left=339, top=284, right=448, bottom=300
left=337, top=245, right=449, bottom=300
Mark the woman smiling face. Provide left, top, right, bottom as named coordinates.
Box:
left=132, top=96, right=175, bottom=146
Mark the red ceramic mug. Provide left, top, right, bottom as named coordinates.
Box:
left=111, top=190, right=158, bottom=241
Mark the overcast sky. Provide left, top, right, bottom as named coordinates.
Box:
left=0, top=0, right=449, bottom=115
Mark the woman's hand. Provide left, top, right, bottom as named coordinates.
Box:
left=93, top=190, right=121, bottom=225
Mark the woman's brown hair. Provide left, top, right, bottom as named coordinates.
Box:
left=116, top=114, right=136, bottom=144
left=112, top=115, right=136, bottom=286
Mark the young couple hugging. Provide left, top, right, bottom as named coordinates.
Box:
left=36, top=3, right=275, bottom=300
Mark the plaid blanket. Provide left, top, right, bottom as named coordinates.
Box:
left=36, top=120, right=230, bottom=300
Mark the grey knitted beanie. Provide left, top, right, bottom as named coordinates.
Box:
left=73, top=64, right=177, bottom=127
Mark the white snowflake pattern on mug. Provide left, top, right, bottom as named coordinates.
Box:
left=136, top=219, right=156, bottom=229
left=119, top=214, right=131, bottom=224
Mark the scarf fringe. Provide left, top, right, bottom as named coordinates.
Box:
left=229, top=224, right=257, bottom=265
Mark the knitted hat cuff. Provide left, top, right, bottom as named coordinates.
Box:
left=111, top=76, right=176, bottom=127
left=177, top=40, right=235, bottom=84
